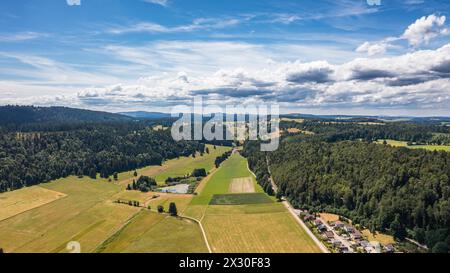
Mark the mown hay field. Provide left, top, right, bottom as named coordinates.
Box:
left=97, top=210, right=208, bottom=253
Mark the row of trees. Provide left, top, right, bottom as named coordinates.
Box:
left=215, top=151, right=233, bottom=168
left=244, top=139, right=450, bottom=253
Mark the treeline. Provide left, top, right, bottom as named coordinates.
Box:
left=215, top=150, right=233, bottom=168
left=244, top=140, right=450, bottom=252
left=0, top=105, right=131, bottom=128
left=0, top=123, right=204, bottom=192
left=281, top=120, right=450, bottom=144
left=240, top=146, right=274, bottom=196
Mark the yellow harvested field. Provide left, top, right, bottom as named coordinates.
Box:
left=281, top=118, right=305, bottom=123
left=0, top=186, right=66, bottom=221
left=203, top=206, right=321, bottom=253
left=0, top=177, right=139, bottom=253
left=146, top=193, right=193, bottom=214
left=286, top=128, right=315, bottom=135
left=229, top=177, right=255, bottom=193
left=98, top=210, right=208, bottom=253
left=320, top=213, right=340, bottom=223
left=362, top=229, right=395, bottom=245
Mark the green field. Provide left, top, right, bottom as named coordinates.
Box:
left=119, top=144, right=232, bottom=185
left=97, top=210, right=208, bottom=253
left=376, top=139, right=450, bottom=152
left=209, top=193, right=273, bottom=205
left=185, top=153, right=322, bottom=253
left=189, top=153, right=263, bottom=206
left=409, top=145, right=450, bottom=152
left=0, top=146, right=320, bottom=253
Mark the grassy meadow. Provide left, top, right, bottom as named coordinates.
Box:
left=376, top=139, right=450, bottom=152
left=185, top=153, right=322, bottom=253
left=97, top=210, right=208, bottom=253
left=119, top=144, right=232, bottom=186
left=0, top=145, right=320, bottom=253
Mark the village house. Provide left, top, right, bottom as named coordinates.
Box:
left=314, top=219, right=323, bottom=226
left=351, top=230, right=363, bottom=240
left=324, top=231, right=334, bottom=240
left=317, top=224, right=327, bottom=232
left=343, top=225, right=355, bottom=233
left=384, top=244, right=395, bottom=253
left=332, top=221, right=345, bottom=228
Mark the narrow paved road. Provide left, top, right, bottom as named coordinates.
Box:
left=283, top=201, right=330, bottom=253
left=265, top=155, right=329, bottom=253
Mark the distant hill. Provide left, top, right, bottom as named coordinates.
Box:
left=283, top=113, right=450, bottom=124
left=0, top=105, right=132, bottom=125
left=118, top=111, right=172, bottom=119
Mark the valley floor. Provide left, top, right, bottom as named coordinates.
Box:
left=0, top=146, right=321, bottom=253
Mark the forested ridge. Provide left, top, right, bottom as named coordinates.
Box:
left=0, top=105, right=131, bottom=127
left=244, top=138, right=450, bottom=252
left=252, top=117, right=450, bottom=253
left=281, top=120, right=450, bottom=144
left=0, top=122, right=204, bottom=192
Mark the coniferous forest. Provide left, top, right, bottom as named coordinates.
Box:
left=0, top=107, right=204, bottom=192
left=244, top=120, right=450, bottom=253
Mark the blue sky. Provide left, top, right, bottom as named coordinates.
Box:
left=1, top=0, right=450, bottom=115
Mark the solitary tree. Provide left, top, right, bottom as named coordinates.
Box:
left=113, top=172, right=118, bottom=181
left=206, top=147, right=210, bottom=154
left=157, top=205, right=164, bottom=213
left=89, top=169, right=97, bottom=179
left=169, top=202, right=178, bottom=216
left=276, top=191, right=283, bottom=202
left=133, top=170, right=138, bottom=177
left=126, top=184, right=132, bottom=191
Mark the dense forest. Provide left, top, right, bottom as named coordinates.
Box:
left=0, top=105, right=131, bottom=127
left=0, top=122, right=204, bottom=192
left=244, top=140, right=450, bottom=252
left=281, top=120, right=450, bottom=144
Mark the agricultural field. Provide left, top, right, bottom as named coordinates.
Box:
left=375, top=139, right=409, bottom=147
left=209, top=193, right=273, bottom=205
left=0, top=177, right=140, bottom=253
left=0, top=145, right=320, bottom=253
left=376, top=139, right=450, bottom=152
left=119, top=144, right=232, bottom=185
left=185, top=153, right=322, bottom=253
left=409, top=145, right=450, bottom=152
left=229, top=177, right=255, bottom=193
left=97, top=210, right=208, bottom=253
left=0, top=186, right=66, bottom=221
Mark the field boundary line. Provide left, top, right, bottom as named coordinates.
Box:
left=182, top=215, right=212, bottom=253
left=0, top=191, right=68, bottom=223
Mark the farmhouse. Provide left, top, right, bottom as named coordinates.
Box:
left=314, top=219, right=323, bottom=226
